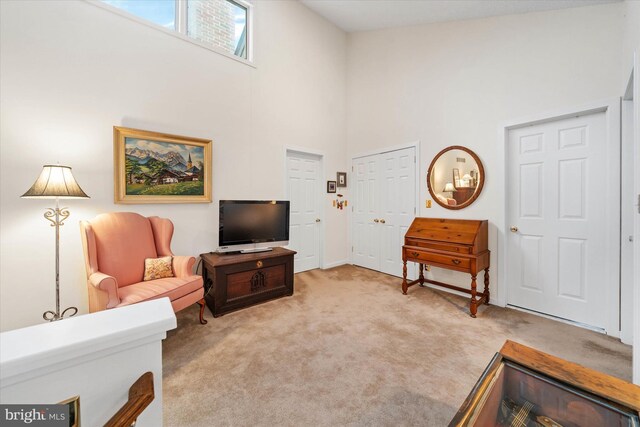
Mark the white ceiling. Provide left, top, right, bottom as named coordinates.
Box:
left=300, top=0, right=621, bottom=33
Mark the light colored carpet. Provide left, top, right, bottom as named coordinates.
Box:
left=162, top=265, right=632, bottom=426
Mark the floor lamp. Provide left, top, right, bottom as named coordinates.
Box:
left=22, top=165, right=89, bottom=322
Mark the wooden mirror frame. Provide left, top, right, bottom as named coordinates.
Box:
left=427, top=145, right=485, bottom=210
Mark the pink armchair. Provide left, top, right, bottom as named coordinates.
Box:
left=80, top=212, right=206, bottom=324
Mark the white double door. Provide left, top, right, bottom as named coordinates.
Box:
left=506, top=111, right=615, bottom=330
left=287, top=151, right=321, bottom=273
left=352, top=147, right=416, bottom=277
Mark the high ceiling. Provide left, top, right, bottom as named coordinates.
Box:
left=300, top=0, right=621, bottom=33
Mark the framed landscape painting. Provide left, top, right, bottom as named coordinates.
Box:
left=114, top=126, right=212, bottom=204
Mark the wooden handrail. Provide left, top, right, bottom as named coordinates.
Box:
left=104, top=372, right=155, bottom=427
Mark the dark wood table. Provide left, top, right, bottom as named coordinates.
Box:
left=200, top=247, right=296, bottom=317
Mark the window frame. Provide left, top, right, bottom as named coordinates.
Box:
left=88, top=0, right=255, bottom=67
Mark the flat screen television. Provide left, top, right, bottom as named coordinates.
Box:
left=218, top=200, right=290, bottom=253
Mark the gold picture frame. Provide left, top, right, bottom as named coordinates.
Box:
left=114, top=126, right=212, bottom=204
left=58, top=395, right=80, bottom=427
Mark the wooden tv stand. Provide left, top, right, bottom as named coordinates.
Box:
left=200, top=247, right=296, bottom=317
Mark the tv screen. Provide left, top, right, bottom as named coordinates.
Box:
left=219, top=200, right=290, bottom=247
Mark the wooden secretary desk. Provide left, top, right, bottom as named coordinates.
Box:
left=402, top=217, right=490, bottom=317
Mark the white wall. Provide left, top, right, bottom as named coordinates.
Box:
left=622, top=0, right=640, bottom=88
left=347, top=3, right=624, bottom=307
left=0, top=0, right=348, bottom=331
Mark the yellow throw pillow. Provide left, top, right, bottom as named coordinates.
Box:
left=143, top=256, right=174, bottom=281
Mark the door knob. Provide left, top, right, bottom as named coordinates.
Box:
left=316, top=218, right=321, bottom=223
left=380, top=219, right=386, bottom=224
left=510, top=226, right=519, bottom=233
left=373, top=219, right=379, bottom=223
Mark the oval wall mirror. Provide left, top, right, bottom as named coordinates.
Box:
left=427, top=145, right=485, bottom=210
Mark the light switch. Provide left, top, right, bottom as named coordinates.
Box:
left=426, top=200, right=432, bottom=208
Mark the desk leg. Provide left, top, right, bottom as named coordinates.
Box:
left=418, top=263, right=425, bottom=286
left=470, top=274, right=478, bottom=318
left=197, top=298, right=208, bottom=325
left=484, top=268, right=490, bottom=305
left=402, top=260, right=408, bottom=295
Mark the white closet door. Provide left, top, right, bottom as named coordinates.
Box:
left=379, top=148, right=416, bottom=277
left=352, top=155, right=380, bottom=270
left=352, top=147, right=416, bottom=277
left=507, top=112, right=608, bottom=329
left=287, top=151, right=321, bottom=273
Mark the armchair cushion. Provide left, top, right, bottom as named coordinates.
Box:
left=117, top=275, right=203, bottom=308
left=143, top=256, right=174, bottom=281
left=88, top=272, right=120, bottom=309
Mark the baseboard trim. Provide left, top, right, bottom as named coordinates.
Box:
left=507, top=304, right=610, bottom=336
left=323, top=260, right=349, bottom=269
left=620, top=329, right=633, bottom=345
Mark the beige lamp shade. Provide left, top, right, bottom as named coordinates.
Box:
left=21, top=165, right=89, bottom=199
left=443, top=182, right=456, bottom=193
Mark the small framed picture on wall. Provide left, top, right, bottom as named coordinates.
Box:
left=327, top=181, right=337, bottom=193
left=337, top=172, right=347, bottom=187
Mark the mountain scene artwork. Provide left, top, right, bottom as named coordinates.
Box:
left=124, top=138, right=205, bottom=196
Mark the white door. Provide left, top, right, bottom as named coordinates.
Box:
left=379, top=149, right=416, bottom=276
left=352, top=147, right=416, bottom=277
left=632, top=54, right=640, bottom=385
left=621, top=99, right=635, bottom=344
left=352, top=155, right=380, bottom=270
left=287, top=151, right=321, bottom=273
left=507, top=112, right=610, bottom=329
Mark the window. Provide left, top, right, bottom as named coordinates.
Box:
left=102, top=0, right=176, bottom=29
left=187, top=0, right=247, bottom=59
left=100, top=0, right=251, bottom=61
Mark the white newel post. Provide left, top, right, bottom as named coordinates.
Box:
left=0, top=298, right=177, bottom=426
